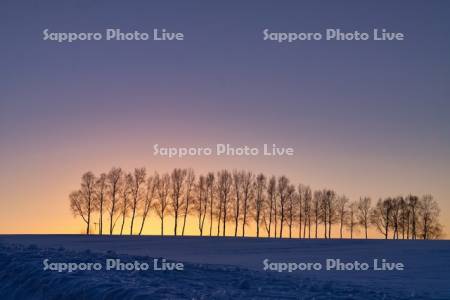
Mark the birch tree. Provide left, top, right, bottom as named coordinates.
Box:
left=358, top=197, right=371, bottom=239
left=277, top=176, right=289, bottom=238
left=95, top=173, right=107, bottom=235
left=253, top=173, right=266, bottom=237
left=107, top=167, right=122, bottom=235
left=129, top=168, right=146, bottom=235
left=181, top=169, right=195, bottom=236
left=170, top=168, right=186, bottom=236
left=139, top=174, right=156, bottom=235
left=154, top=173, right=170, bottom=236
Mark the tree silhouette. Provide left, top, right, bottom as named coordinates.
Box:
left=195, top=175, right=208, bottom=236
left=170, top=168, right=186, bottom=236
left=95, top=173, right=107, bottom=235
left=79, top=172, right=96, bottom=235
left=358, top=197, right=371, bottom=239
left=231, top=171, right=243, bottom=237
left=263, top=176, right=276, bottom=238
left=277, top=176, right=289, bottom=238
left=253, top=173, right=266, bottom=238
left=241, top=172, right=253, bottom=237
left=70, top=190, right=89, bottom=234
left=119, top=173, right=132, bottom=235
left=69, top=167, right=444, bottom=240
left=129, top=168, right=146, bottom=235
left=217, top=170, right=232, bottom=237
left=206, top=173, right=215, bottom=236
left=371, top=198, right=393, bottom=239
left=107, top=167, right=122, bottom=235
left=181, top=169, right=195, bottom=236
left=139, top=174, right=156, bottom=235
left=155, top=173, right=170, bottom=236
left=337, top=195, right=349, bottom=239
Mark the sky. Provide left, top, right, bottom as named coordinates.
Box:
left=0, top=1, right=449, bottom=236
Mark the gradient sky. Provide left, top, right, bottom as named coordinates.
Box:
left=1, top=1, right=449, bottom=236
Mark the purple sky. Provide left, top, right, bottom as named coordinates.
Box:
left=0, top=1, right=449, bottom=234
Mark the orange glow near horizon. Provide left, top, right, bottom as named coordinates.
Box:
left=0, top=150, right=448, bottom=239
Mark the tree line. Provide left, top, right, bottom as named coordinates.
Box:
left=69, top=167, right=444, bottom=239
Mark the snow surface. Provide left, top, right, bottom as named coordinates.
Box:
left=0, top=235, right=449, bottom=299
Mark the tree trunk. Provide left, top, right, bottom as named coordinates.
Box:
left=241, top=200, right=247, bottom=237
left=308, top=216, right=311, bottom=238
left=174, top=210, right=178, bottom=236
left=209, top=195, right=214, bottom=236
left=130, top=203, right=136, bottom=235
left=279, top=207, right=284, bottom=238
left=87, top=200, right=91, bottom=235
left=109, top=210, right=114, bottom=235
left=138, top=209, right=149, bottom=236
left=268, top=200, right=273, bottom=238
left=298, top=209, right=302, bottom=238
left=182, top=203, right=189, bottom=236
left=109, top=193, right=116, bottom=235
left=99, top=201, right=103, bottom=235
left=217, top=203, right=222, bottom=236
left=274, top=202, right=277, bottom=238
left=256, top=212, right=260, bottom=238
left=315, top=211, right=318, bottom=238
left=120, top=211, right=126, bottom=235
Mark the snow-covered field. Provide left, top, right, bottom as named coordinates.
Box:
left=0, top=235, right=449, bottom=299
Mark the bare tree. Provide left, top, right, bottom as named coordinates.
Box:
left=119, top=173, right=132, bottom=235
left=337, top=195, right=349, bottom=239
left=70, top=190, right=90, bottom=234
left=138, top=174, right=156, bottom=235
left=241, top=172, right=253, bottom=237
left=107, top=167, right=122, bottom=235
left=206, top=173, right=215, bottom=236
left=232, top=171, right=243, bottom=237
left=326, top=190, right=336, bottom=238
left=217, top=170, right=232, bottom=236
left=390, top=197, right=401, bottom=239
left=312, top=190, right=321, bottom=238
left=274, top=186, right=278, bottom=238
left=371, top=198, right=393, bottom=239
left=407, top=195, right=419, bottom=239
left=297, top=184, right=304, bottom=238
left=303, top=186, right=312, bottom=238
left=181, top=169, right=195, bottom=236
left=263, top=176, right=276, bottom=237
left=195, top=175, right=208, bottom=236
left=170, top=168, right=187, bottom=236
left=79, top=172, right=96, bottom=235
left=347, top=201, right=358, bottom=239
left=278, top=176, right=289, bottom=238
left=154, top=173, right=170, bottom=236
left=216, top=175, right=223, bottom=237
left=399, top=197, right=409, bottom=239
left=419, top=195, right=442, bottom=239
left=95, top=173, right=107, bottom=235
left=320, top=190, right=328, bottom=238
left=70, top=167, right=445, bottom=240
left=358, top=197, right=371, bottom=239
left=253, top=173, right=266, bottom=237
left=286, top=185, right=296, bottom=238
left=129, top=168, right=146, bottom=235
